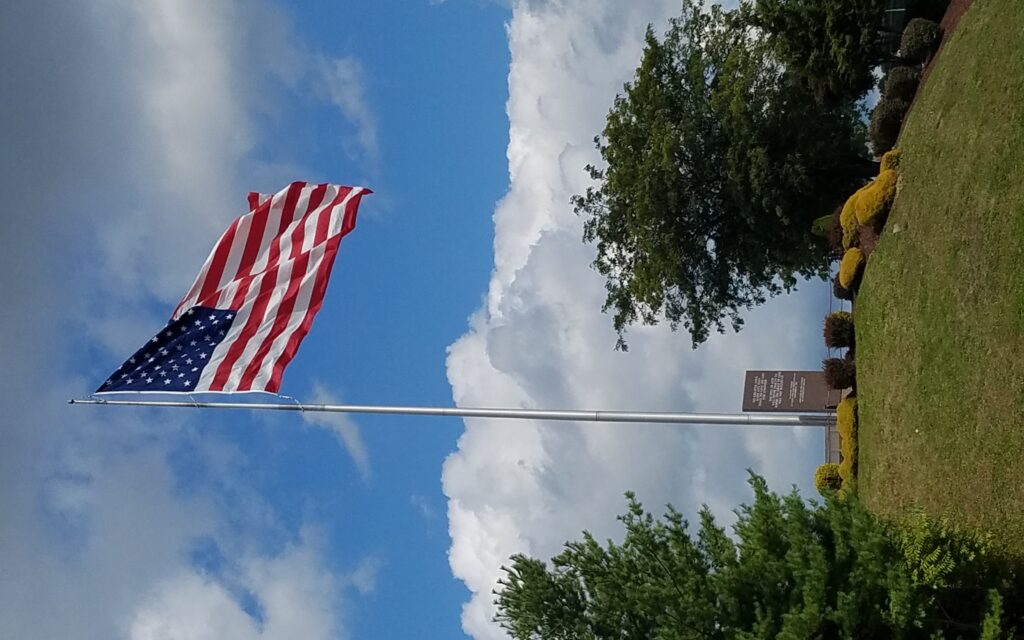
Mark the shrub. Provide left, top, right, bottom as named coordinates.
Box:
left=823, top=357, right=856, bottom=389
left=869, top=97, right=910, bottom=156
left=883, top=67, right=920, bottom=102
left=824, top=311, right=855, bottom=349
left=840, top=192, right=861, bottom=249
left=855, top=169, right=898, bottom=227
left=827, top=207, right=844, bottom=256
left=838, top=247, right=865, bottom=289
left=880, top=148, right=902, bottom=172
left=814, top=463, right=842, bottom=495
left=837, top=397, right=858, bottom=481
left=833, top=276, right=854, bottom=301
left=901, top=18, right=943, bottom=63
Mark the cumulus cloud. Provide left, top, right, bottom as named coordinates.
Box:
left=303, top=382, right=373, bottom=482
left=320, top=56, right=380, bottom=168
left=442, top=1, right=828, bottom=637
left=0, top=2, right=376, bottom=638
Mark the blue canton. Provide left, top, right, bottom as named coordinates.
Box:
left=97, top=306, right=236, bottom=393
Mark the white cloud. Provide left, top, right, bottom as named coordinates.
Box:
left=303, top=382, right=373, bottom=482
left=320, top=56, right=380, bottom=168
left=0, top=2, right=378, bottom=638
left=129, top=538, right=341, bottom=640
left=442, top=1, right=827, bottom=637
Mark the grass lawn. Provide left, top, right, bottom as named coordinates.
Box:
left=856, top=0, right=1024, bottom=553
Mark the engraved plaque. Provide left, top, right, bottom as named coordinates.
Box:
left=742, top=370, right=838, bottom=413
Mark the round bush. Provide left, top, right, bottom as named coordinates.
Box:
left=833, top=276, right=853, bottom=301
left=901, top=18, right=943, bottom=63
left=838, top=247, right=865, bottom=289
left=883, top=66, right=920, bottom=102
left=855, top=169, right=898, bottom=227
left=814, top=463, right=842, bottom=495
left=869, top=97, right=910, bottom=156
left=823, top=357, right=856, bottom=390
left=880, top=148, right=902, bottom=172
left=824, top=311, right=855, bottom=349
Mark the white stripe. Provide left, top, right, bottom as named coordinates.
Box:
left=326, top=188, right=363, bottom=239
left=278, top=185, right=340, bottom=265
left=249, top=184, right=316, bottom=276
left=248, top=242, right=329, bottom=391
left=219, top=259, right=296, bottom=392
left=193, top=269, right=272, bottom=392
left=171, top=221, right=236, bottom=320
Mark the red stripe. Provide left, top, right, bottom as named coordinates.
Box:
left=208, top=266, right=281, bottom=391
left=236, top=252, right=310, bottom=389
left=247, top=192, right=261, bottom=211
left=265, top=235, right=343, bottom=393
left=192, top=216, right=243, bottom=311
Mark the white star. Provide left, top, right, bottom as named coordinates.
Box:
left=160, top=349, right=168, bottom=356
left=187, top=309, right=194, bottom=315
left=150, top=336, right=159, bottom=343
left=176, top=345, right=183, bottom=351
left=218, top=330, right=225, bottom=336
left=191, top=367, right=198, bottom=372
left=143, top=353, right=150, bottom=359
left=211, top=318, right=219, bottom=325
left=198, top=352, right=207, bottom=360
left=148, top=357, right=155, bottom=363
left=154, top=365, right=161, bottom=371
left=226, top=314, right=233, bottom=320
left=172, top=365, right=179, bottom=371
left=160, top=371, right=168, bottom=377
left=105, top=379, right=113, bottom=386
left=180, top=325, right=187, bottom=333
left=129, top=357, right=136, bottom=364
left=146, top=377, right=154, bottom=384
left=197, top=324, right=205, bottom=331
left=204, top=335, right=211, bottom=342
left=184, top=380, right=192, bottom=387
left=208, top=314, right=216, bottom=321
left=165, top=331, right=173, bottom=338
left=185, top=358, right=193, bottom=365
left=194, top=320, right=202, bottom=326
left=189, top=341, right=197, bottom=347
left=163, top=379, right=171, bottom=385
left=178, top=373, right=184, bottom=378
left=120, top=373, right=128, bottom=379
left=126, top=378, right=133, bottom=384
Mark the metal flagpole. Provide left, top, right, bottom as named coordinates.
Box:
left=68, top=398, right=829, bottom=427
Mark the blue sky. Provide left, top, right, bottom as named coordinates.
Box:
left=1, top=1, right=835, bottom=638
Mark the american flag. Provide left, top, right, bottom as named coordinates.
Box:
left=97, top=182, right=370, bottom=394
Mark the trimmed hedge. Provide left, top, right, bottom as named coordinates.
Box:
left=833, top=276, right=854, bottom=301
left=840, top=192, right=861, bottom=249
left=814, top=463, right=843, bottom=495
left=869, top=97, right=911, bottom=156
left=855, top=169, right=898, bottom=227
left=901, top=18, right=943, bottom=63
left=883, top=66, right=920, bottom=102
left=824, top=311, right=855, bottom=349
left=838, top=247, right=865, bottom=289
left=837, top=397, right=858, bottom=485
left=823, top=357, right=856, bottom=389
left=880, top=148, right=902, bottom=172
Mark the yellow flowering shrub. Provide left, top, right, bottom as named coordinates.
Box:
left=814, top=463, right=842, bottom=495
left=855, top=169, right=898, bottom=226
left=840, top=191, right=861, bottom=248
left=838, top=248, right=865, bottom=289
left=837, top=397, right=858, bottom=483
left=880, top=148, right=902, bottom=172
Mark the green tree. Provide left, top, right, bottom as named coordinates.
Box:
left=495, top=476, right=1021, bottom=639
left=574, top=0, right=875, bottom=348
left=741, top=0, right=888, bottom=104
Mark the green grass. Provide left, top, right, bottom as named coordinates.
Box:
left=856, top=0, right=1024, bottom=554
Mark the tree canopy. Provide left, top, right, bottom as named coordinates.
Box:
left=496, top=476, right=1022, bottom=639
left=574, top=0, right=875, bottom=349
left=741, top=0, right=888, bottom=104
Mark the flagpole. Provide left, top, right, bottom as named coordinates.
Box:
left=68, top=398, right=829, bottom=427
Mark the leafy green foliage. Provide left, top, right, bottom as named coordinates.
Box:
left=883, top=66, right=921, bottom=102
left=575, top=0, right=875, bottom=348
left=742, top=0, right=886, bottom=104
left=869, top=96, right=911, bottom=155
left=495, top=476, right=1024, bottom=639
left=824, top=310, right=855, bottom=348
left=901, top=18, right=944, bottom=63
